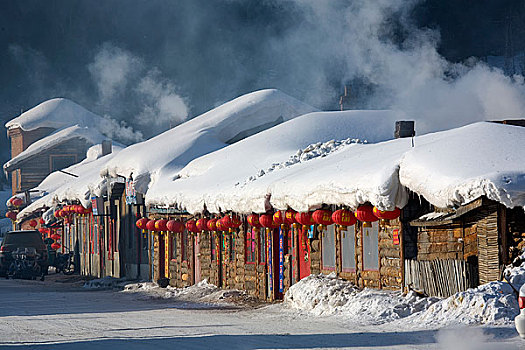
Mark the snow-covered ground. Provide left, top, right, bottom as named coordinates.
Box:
left=0, top=277, right=521, bottom=349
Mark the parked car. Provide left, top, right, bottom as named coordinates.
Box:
left=0, top=230, right=48, bottom=277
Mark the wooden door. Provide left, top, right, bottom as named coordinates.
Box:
left=158, top=233, right=165, bottom=280
left=298, top=226, right=311, bottom=280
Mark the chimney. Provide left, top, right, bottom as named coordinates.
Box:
left=102, top=140, right=112, bottom=156
left=339, top=85, right=351, bottom=111
left=395, top=121, right=415, bottom=139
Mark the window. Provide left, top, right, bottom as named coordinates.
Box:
left=322, top=225, right=336, bottom=270
left=171, top=233, right=177, bottom=260
left=363, top=221, right=379, bottom=270
left=258, top=229, right=266, bottom=264
left=229, top=234, right=235, bottom=261
left=182, top=231, right=189, bottom=262
left=341, top=225, right=356, bottom=271
left=50, top=154, right=77, bottom=172
left=246, top=228, right=257, bottom=264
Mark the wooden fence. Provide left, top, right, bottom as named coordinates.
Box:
left=404, top=259, right=478, bottom=298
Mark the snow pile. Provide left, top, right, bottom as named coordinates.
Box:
left=240, top=137, right=367, bottom=187
left=83, top=276, right=130, bottom=289
left=124, top=280, right=257, bottom=306
left=284, top=274, right=437, bottom=325
left=406, top=281, right=518, bottom=327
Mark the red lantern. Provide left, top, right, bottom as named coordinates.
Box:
left=196, top=218, right=208, bottom=231
left=155, top=219, right=168, bottom=231
left=259, top=214, right=278, bottom=229
left=51, top=243, right=61, bottom=250
left=355, top=205, right=378, bottom=223
left=136, top=218, right=148, bottom=230
left=11, top=197, right=23, bottom=207
left=216, top=218, right=226, bottom=231
left=5, top=211, right=17, bottom=220
left=39, top=227, right=49, bottom=235
left=247, top=214, right=261, bottom=228
left=186, top=220, right=198, bottom=233
left=207, top=218, right=218, bottom=231
left=295, top=212, right=315, bottom=226
left=332, top=209, right=357, bottom=227
left=373, top=207, right=401, bottom=220
left=50, top=233, right=61, bottom=240
left=28, top=219, right=38, bottom=228
left=312, top=210, right=334, bottom=226
left=273, top=211, right=284, bottom=226
left=39, top=218, right=45, bottom=225
left=167, top=220, right=184, bottom=233
left=222, top=214, right=241, bottom=229
left=146, top=219, right=156, bottom=231
left=284, top=210, right=297, bottom=225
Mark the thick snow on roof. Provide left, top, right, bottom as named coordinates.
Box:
left=17, top=144, right=124, bottom=220
left=5, top=98, right=102, bottom=131
left=4, top=125, right=109, bottom=172
left=101, top=89, right=316, bottom=193
left=146, top=110, right=406, bottom=213
left=149, top=121, right=525, bottom=214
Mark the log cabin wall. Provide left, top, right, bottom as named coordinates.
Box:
left=15, top=138, right=92, bottom=193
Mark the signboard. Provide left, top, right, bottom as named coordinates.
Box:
left=393, top=229, right=400, bottom=245
left=125, top=177, right=137, bottom=205
left=279, top=227, right=284, bottom=292
left=91, top=196, right=104, bottom=216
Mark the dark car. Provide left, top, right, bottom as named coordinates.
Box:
left=0, top=230, right=48, bottom=276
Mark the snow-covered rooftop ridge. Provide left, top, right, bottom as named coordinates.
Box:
left=100, top=89, right=317, bottom=193
left=147, top=121, right=525, bottom=214
left=145, top=109, right=405, bottom=213
left=5, top=98, right=102, bottom=131
left=4, top=125, right=110, bottom=172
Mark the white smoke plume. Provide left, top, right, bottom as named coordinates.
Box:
left=271, top=0, right=525, bottom=134
left=88, top=43, right=189, bottom=137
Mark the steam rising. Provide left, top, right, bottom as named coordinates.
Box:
left=4, top=0, right=525, bottom=143
left=88, top=43, right=189, bottom=137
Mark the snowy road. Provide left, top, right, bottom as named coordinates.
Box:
left=0, top=278, right=521, bottom=350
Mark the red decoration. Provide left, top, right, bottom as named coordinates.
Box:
left=222, top=214, right=241, bottom=229
left=185, top=220, right=198, bottom=233
left=373, top=207, right=401, bottom=220
left=39, top=218, right=45, bottom=224
left=136, top=218, right=148, bottom=230
left=259, top=214, right=278, bottom=229
left=247, top=214, right=261, bottom=228
left=196, top=218, right=208, bottom=231
left=155, top=219, right=168, bottom=231
left=355, top=205, right=378, bottom=222
left=5, top=211, right=17, bottom=220
left=10, top=197, right=23, bottom=207
left=312, top=210, right=334, bottom=226
left=216, top=218, right=226, bottom=231
left=295, top=212, right=315, bottom=226
left=146, top=219, right=156, bottom=231
left=207, top=219, right=218, bottom=231
left=39, top=228, right=49, bottom=234
left=332, top=209, right=357, bottom=226
left=50, top=233, right=61, bottom=240
left=273, top=211, right=284, bottom=225
left=284, top=210, right=297, bottom=225
left=393, top=229, right=400, bottom=245
left=28, top=219, right=38, bottom=228
left=51, top=243, right=61, bottom=250
left=166, top=220, right=184, bottom=233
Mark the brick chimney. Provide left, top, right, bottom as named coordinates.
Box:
left=395, top=121, right=415, bottom=139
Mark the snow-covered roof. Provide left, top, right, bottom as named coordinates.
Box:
left=146, top=109, right=405, bottom=213
left=5, top=98, right=102, bottom=131
left=4, top=125, right=110, bottom=172
left=100, top=89, right=316, bottom=193
left=148, top=121, right=525, bottom=214
left=16, top=89, right=315, bottom=219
